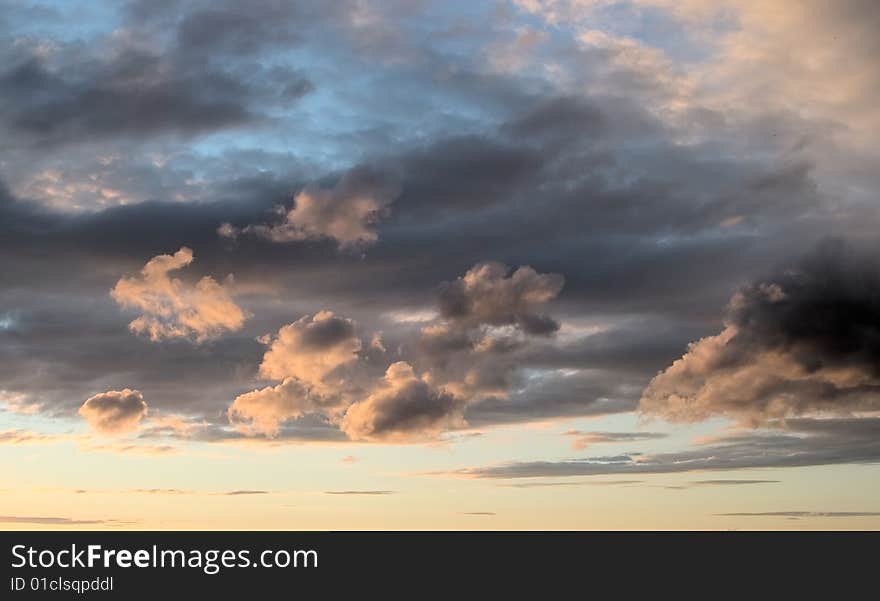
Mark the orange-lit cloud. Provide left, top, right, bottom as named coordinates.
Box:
left=228, top=311, right=362, bottom=436
left=111, top=247, right=247, bottom=342
left=79, top=389, right=148, bottom=435
left=221, top=166, right=399, bottom=250
left=341, top=362, right=461, bottom=442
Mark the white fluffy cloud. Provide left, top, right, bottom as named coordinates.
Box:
left=79, top=389, right=148, bottom=434
left=111, top=247, right=247, bottom=342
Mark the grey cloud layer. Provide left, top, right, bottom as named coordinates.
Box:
left=0, top=0, right=878, bottom=470
left=450, top=417, right=880, bottom=478
left=0, top=0, right=314, bottom=150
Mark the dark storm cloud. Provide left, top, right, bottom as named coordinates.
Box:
left=729, top=240, right=880, bottom=374
left=446, top=418, right=880, bottom=478
left=642, top=240, right=880, bottom=424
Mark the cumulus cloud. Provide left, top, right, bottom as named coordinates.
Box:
left=228, top=377, right=337, bottom=437
left=111, top=247, right=247, bottom=342
left=79, top=389, right=148, bottom=435
left=228, top=311, right=362, bottom=436
left=227, top=265, right=563, bottom=440
left=641, top=240, right=880, bottom=424
left=416, top=262, right=566, bottom=405
left=258, top=311, right=361, bottom=390
left=437, top=262, right=564, bottom=334
left=341, top=362, right=461, bottom=441
left=223, top=166, right=399, bottom=249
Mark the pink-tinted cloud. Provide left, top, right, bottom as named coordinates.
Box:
left=111, top=247, right=247, bottom=342
left=79, top=389, right=148, bottom=435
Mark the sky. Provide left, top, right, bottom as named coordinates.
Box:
left=1, top=0, right=880, bottom=530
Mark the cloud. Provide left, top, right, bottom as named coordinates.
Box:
left=228, top=311, right=363, bottom=436
left=564, top=430, right=667, bottom=450
left=226, top=166, right=399, bottom=249
left=437, top=262, right=564, bottom=335
left=0, top=0, right=877, bottom=453
left=228, top=378, right=320, bottom=437
left=83, top=488, right=271, bottom=496
left=445, top=417, right=880, bottom=478
left=464, top=369, right=637, bottom=426
left=84, top=442, right=178, bottom=455
left=79, top=389, right=148, bottom=434
left=0, top=516, right=121, bottom=525
left=502, top=480, right=643, bottom=488
left=258, top=311, right=362, bottom=387
left=641, top=240, right=880, bottom=424
left=689, top=480, right=779, bottom=486
left=413, top=261, right=567, bottom=407
left=0, top=50, right=256, bottom=147
left=324, top=490, right=395, bottom=495
left=111, top=247, right=247, bottom=342
left=0, top=1, right=315, bottom=151
left=341, top=362, right=461, bottom=441
left=0, top=429, right=61, bottom=445
left=173, top=3, right=303, bottom=57
left=716, top=511, right=880, bottom=518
